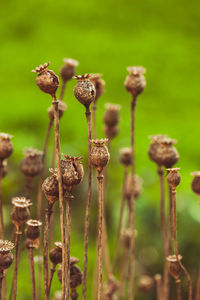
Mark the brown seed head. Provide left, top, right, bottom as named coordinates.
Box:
left=122, top=228, right=133, bottom=249
left=166, top=255, right=182, bottom=280
left=48, top=100, right=67, bottom=120
left=124, top=66, right=146, bottom=96
left=60, top=58, right=79, bottom=82
left=1, top=160, right=8, bottom=178
left=167, top=168, right=181, bottom=188
left=191, top=172, right=200, bottom=195
left=103, top=275, right=119, bottom=298
left=42, top=169, right=59, bottom=205
left=125, top=174, right=143, bottom=200
left=61, top=155, right=84, bottom=189
left=89, top=73, right=105, bottom=101
left=33, top=62, right=59, bottom=96
left=74, top=74, right=96, bottom=108
left=49, top=242, right=62, bottom=266
left=120, top=147, right=132, bottom=166
left=70, top=265, right=83, bottom=289
left=103, top=103, right=121, bottom=127
left=11, top=197, right=32, bottom=228
left=20, top=148, right=43, bottom=177
left=104, top=125, right=119, bottom=139
left=0, top=240, right=14, bottom=271
left=138, top=275, right=154, bottom=292
left=0, top=133, right=13, bottom=161
left=25, top=219, right=42, bottom=241
left=90, top=139, right=110, bottom=171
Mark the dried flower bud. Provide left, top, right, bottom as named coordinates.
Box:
left=49, top=242, right=62, bottom=266
left=61, top=155, right=84, bottom=190
left=148, top=135, right=179, bottom=168
left=60, top=58, right=79, bottom=82
left=90, top=139, right=110, bottom=172
left=104, top=125, right=119, bottom=139
left=25, top=219, right=42, bottom=241
left=89, top=73, right=105, bottom=101
left=125, top=174, right=142, bottom=200
left=124, top=66, right=146, bottom=96
left=70, top=265, right=83, bottom=289
left=103, top=275, right=119, bottom=299
left=138, top=275, right=154, bottom=292
left=0, top=133, right=13, bottom=161
left=0, top=240, right=14, bottom=271
left=33, top=62, right=59, bottom=96
left=191, top=172, right=200, bottom=195
left=167, top=168, right=181, bottom=188
left=48, top=100, right=67, bottom=120
left=120, top=147, right=132, bottom=166
left=42, top=169, right=59, bottom=205
left=74, top=74, right=96, bottom=108
left=11, top=197, right=32, bottom=228
left=166, top=255, right=182, bottom=280
left=103, top=103, right=121, bottom=127
left=20, top=148, right=43, bottom=177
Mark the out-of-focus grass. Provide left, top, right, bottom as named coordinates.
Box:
left=0, top=0, right=200, bottom=299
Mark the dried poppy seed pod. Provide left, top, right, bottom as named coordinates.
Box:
left=120, top=147, right=132, bottom=166
left=61, top=155, right=84, bottom=190
left=125, top=174, right=142, bottom=200
left=42, top=169, right=59, bottom=205
left=191, top=172, right=200, bottom=195
left=167, top=168, right=181, bottom=188
left=124, top=66, right=146, bottom=96
left=32, top=62, right=59, bottom=97
left=0, top=240, right=14, bottom=271
left=104, top=125, right=119, bottom=140
left=73, top=74, right=96, bottom=108
left=138, top=275, right=154, bottom=292
left=89, top=73, right=105, bottom=101
left=70, top=265, right=83, bottom=289
left=60, top=58, right=79, bottom=82
left=103, top=103, right=121, bottom=127
left=57, top=256, right=80, bottom=283
left=48, top=100, right=67, bottom=120
left=166, top=255, right=182, bottom=280
left=20, top=148, right=43, bottom=177
left=103, top=275, right=119, bottom=298
left=11, top=197, right=32, bottom=229
left=49, top=242, right=62, bottom=266
left=0, top=133, right=13, bottom=161
left=25, top=219, right=42, bottom=241
left=90, top=139, right=110, bottom=172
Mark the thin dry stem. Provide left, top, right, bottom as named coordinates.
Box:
left=25, top=176, right=33, bottom=199
left=176, top=279, right=182, bottom=300
left=92, top=102, right=97, bottom=139
left=154, top=274, right=163, bottom=300
left=195, top=269, right=200, bottom=300
left=52, top=97, right=66, bottom=300
left=65, top=192, right=72, bottom=299
left=82, top=107, right=92, bottom=300
left=48, top=265, right=56, bottom=297
left=44, top=205, right=52, bottom=300
left=118, top=244, right=129, bottom=300
left=112, top=166, right=128, bottom=273
left=0, top=168, right=4, bottom=239
left=60, top=81, right=66, bottom=101
left=102, top=210, right=112, bottom=277
left=13, top=230, right=21, bottom=300
left=28, top=247, right=36, bottom=300
left=0, top=271, right=3, bottom=300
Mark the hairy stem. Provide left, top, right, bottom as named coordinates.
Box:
left=82, top=106, right=92, bottom=300
left=28, top=247, right=36, bottom=300
left=13, top=229, right=21, bottom=300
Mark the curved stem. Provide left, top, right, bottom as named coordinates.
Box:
left=52, top=97, right=66, bottom=300
left=28, top=247, right=36, bottom=300
left=44, top=205, right=52, bottom=300
left=13, top=229, right=21, bottom=300
left=82, top=107, right=92, bottom=300
left=48, top=265, right=56, bottom=297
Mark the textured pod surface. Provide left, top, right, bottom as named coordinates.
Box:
left=11, top=206, right=30, bottom=227
left=191, top=172, right=200, bottom=194
left=49, top=242, right=62, bottom=265
left=60, top=58, right=78, bottom=82
left=61, top=156, right=84, bottom=188
left=25, top=220, right=42, bottom=241
left=35, top=68, right=59, bottom=95
left=20, top=155, right=43, bottom=177
left=42, top=174, right=59, bottom=204
left=166, top=255, right=182, bottom=280
left=120, top=147, right=132, bottom=166
left=103, top=104, right=120, bottom=127
left=167, top=168, right=181, bottom=187
left=74, top=77, right=96, bottom=107
left=0, top=252, right=13, bottom=270
left=0, top=134, right=13, bottom=160
left=90, top=73, right=105, bottom=101
left=104, top=125, right=119, bottom=139
left=124, top=66, right=146, bottom=96
left=70, top=265, right=83, bottom=289
left=90, top=140, right=110, bottom=171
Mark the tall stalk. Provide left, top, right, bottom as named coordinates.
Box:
left=118, top=237, right=129, bottom=300
left=13, top=229, right=21, bottom=300
left=48, top=265, right=56, bottom=297
left=92, top=102, right=97, bottom=139
left=154, top=274, right=162, bottom=300
left=0, top=167, right=4, bottom=239
left=82, top=106, right=92, bottom=300
left=0, top=271, right=3, bottom=300
left=28, top=246, right=36, bottom=300
left=176, top=279, right=182, bottom=300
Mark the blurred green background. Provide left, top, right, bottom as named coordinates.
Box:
left=0, top=0, right=200, bottom=299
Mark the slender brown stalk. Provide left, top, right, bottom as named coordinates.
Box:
left=102, top=211, right=112, bottom=277
left=195, top=269, right=200, bottom=300
left=52, top=96, right=66, bottom=300
left=118, top=243, right=129, bottom=300
left=0, top=271, right=3, bottom=300
left=113, top=166, right=128, bottom=273
left=48, top=265, right=56, bottom=297
left=128, top=96, right=136, bottom=300
left=28, top=246, right=36, bottom=300
left=171, top=188, right=192, bottom=300
left=92, top=102, right=97, bottom=139
left=60, top=81, right=66, bottom=101
left=25, top=176, right=33, bottom=199
left=44, top=205, right=52, bottom=300
left=97, top=170, right=104, bottom=300
left=13, top=229, right=21, bottom=300
left=154, top=274, right=162, bottom=300
left=82, top=106, right=92, bottom=300
left=0, top=167, right=4, bottom=239
left=176, top=279, right=182, bottom=300
left=168, top=186, right=173, bottom=255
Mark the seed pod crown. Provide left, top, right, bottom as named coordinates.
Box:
left=20, top=148, right=43, bottom=177
left=124, top=66, right=146, bottom=96
left=42, top=168, right=59, bottom=205
left=191, top=171, right=200, bottom=195
left=0, top=240, right=14, bottom=271
left=167, top=168, right=181, bottom=187
left=0, top=133, right=13, bottom=161
left=60, top=58, right=79, bottom=82
left=61, top=155, right=84, bottom=189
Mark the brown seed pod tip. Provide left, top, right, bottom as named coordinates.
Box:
left=32, top=62, right=50, bottom=73
left=127, top=66, right=146, bottom=76
left=166, top=254, right=182, bottom=280
left=191, top=171, right=200, bottom=177
left=23, top=147, right=43, bottom=158
left=11, top=197, right=32, bottom=208
left=70, top=256, right=80, bottom=266
left=119, top=147, right=132, bottom=166
left=63, top=58, right=79, bottom=67
left=90, top=138, right=109, bottom=146
left=138, top=275, right=154, bottom=292
left=26, top=219, right=42, bottom=227
left=105, top=103, right=121, bottom=111
left=149, top=134, right=168, bottom=144
left=62, top=154, right=82, bottom=162
left=0, top=133, right=13, bottom=141
left=0, top=240, right=14, bottom=253
left=73, top=74, right=90, bottom=80
left=167, top=168, right=181, bottom=187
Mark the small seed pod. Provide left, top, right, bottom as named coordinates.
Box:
left=104, top=125, right=119, bottom=140
left=0, top=133, right=13, bottom=161
left=103, top=275, right=119, bottom=298
left=138, top=275, right=154, bottom=292
left=57, top=256, right=80, bottom=283
left=11, top=197, right=32, bottom=229
left=48, top=100, right=67, bottom=120
left=148, top=135, right=179, bottom=168
left=191, top=172, right=200, bottom=195
left=125, top=174, right=142, bottom=200
left=32, top=62, right=59, bottom=96
left=122, top=228, right=133, bottom=249
left=20, top=148, right=43, bottom=178
left=73, top=74, right=96, bottom=108
left=70, top=265, right=83, bottom=289
left=90, top=139, right=110, bottom=172
left=167, top=168, right=181, bottom=188
left=60, top=58, right=79, bottom=82
left=25, top=219, right=42, bottom=241
left=103, top=103, right=121, bottom=127
left=120, top=147, right=132, bottom=166
left=89, top=73, right=105, bottom=101
left=124, top=66, right=146, bottom=96
left=166, top=255, right=182, bottom=280
left=49, top=242, right=62, bottom=266
left=53, top=291, right=63, bottom=300
left=42, top=169, right=59, bottom=205
left=0, top=240, right=14, bottom=271
left=61, top=155, right=84, bottom=190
